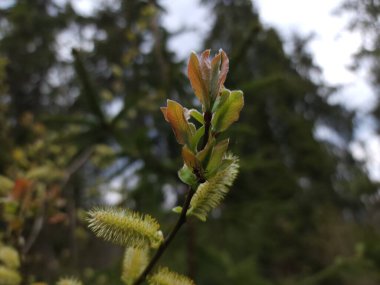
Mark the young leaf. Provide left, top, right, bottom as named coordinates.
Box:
left=188, top=52, right=209, bottom=109
left=212, top=88, right=230, bottom=113
left=182, top=146, right=199, bottom=169
left=148, top=267, right=195, bottom=285
left=211, top=90, right=244, bottom=133
left=178, top=165, right=197, bottom=187
left=205, top=139, right=229, bottom=178
left=200, top=49, right=211, bottom=88
left=172, top=206, right=183, bottom=214
left=161, top=100, right=193, bottom=145
left=196, top=137, right=215, bottom=168
left=217, top=50, right=229, bottom=94
left=122, top=246, right=149, bottom=285
left=188, top=154, right=239, bottom=221
left=189, top=126, right=205, bottom=152
left=210, top=52, right=222, bottom=101
left=188, top=109, right=204, bottom=124
left=88, top=208, right=164, bottom=248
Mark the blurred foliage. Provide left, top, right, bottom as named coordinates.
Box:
left=0, top=0, right=379, bottom=284
left=337, top=0, right=380, bottom=129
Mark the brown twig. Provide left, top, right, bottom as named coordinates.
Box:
left=201, top=111, right=212, bottom=149
left=133, top=105, right=213, bottom=284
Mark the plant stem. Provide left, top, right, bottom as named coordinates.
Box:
left=133, top=107, right=212, bottom=285
left=133, top=186, right=195, bottom=285
left=201, top=110, right=212, bottom=149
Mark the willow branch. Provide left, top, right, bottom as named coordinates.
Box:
left=133, top=186, right=195, bottom=285
left=201, top=110, right=212, bottom=149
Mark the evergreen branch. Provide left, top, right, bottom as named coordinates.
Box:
left=132, top=186, right=195, bottom=285
left=71, top=49, right=106, bottom=124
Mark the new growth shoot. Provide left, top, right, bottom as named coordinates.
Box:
left=87, top=49, right=244, bottom=285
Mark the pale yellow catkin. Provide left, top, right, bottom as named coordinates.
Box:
left=0, top=246, right=20, bottom=269
left=188, top=154, right=239, bottom=221
left=0, top=266, right=21, bottom=285
left=148, top=267, right=195, bottom=285
left=122, top=246, right=149, bottom=285
left=56, top=277, right=82, bottom=285
left=88, top=208, right=163, bottom=248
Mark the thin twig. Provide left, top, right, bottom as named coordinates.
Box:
left=201, top=111, right=212, bottom=149
left=22, top=213, right=44, bottom=255
left=133, top=186, right=195, bottom=285
left=61, top=147, right=94, bottom=188
left=133, top=106, right=213, bottom=284
left=21, top=147, right=94, bottom=258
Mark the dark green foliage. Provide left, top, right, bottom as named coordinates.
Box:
left=190, top=0, right=380, bottom=284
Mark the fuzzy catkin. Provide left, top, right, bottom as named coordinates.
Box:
left=188, top=154, right=239, bottom=221
left=148, top=267, right=195, bottom=285
left=0, top=266, right=21, bottom=285
left=122, top=246, right=149, bottom=285
left=88, top=208, right=163, bottom=248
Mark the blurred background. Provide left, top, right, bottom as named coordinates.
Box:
left=0, top=0, right=380, bottom=284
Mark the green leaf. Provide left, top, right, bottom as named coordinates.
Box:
left=26, top=166, right=64, bottom=181
left=218, top=158, right=234, bottom=172
left=0, top=176, right=14, bottom=194
left=212, top=88, right=230, bottom=113
left=212, top=90, right=244, bottom=133
left=188, top=52, right=209, bottom=108
left=189, top=126, right=205, bottom=151
left=205, top=139, right=229, bottom=178
left=196, top=137, right=215, bottom=168
left=172, top=206, right=182, bottom=214
left=189, top=109, right=204, bottom=124
left=178, top=165, right=197, bottom=187
left=210, top=52, right=222, bottom=101
left=161, top=100, right=193, bottom=145
left=181, top=146, right=199, bottom=169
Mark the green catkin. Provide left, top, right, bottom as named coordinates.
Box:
left=148, top=267, right=195, bottom=285
left=88, top=208, right=163, bottom=248
left=188, top=154, right=239, bottom=221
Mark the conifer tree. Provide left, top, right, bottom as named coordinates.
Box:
left=191, top=0, right=379, bottom=284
